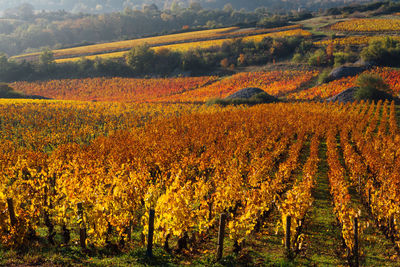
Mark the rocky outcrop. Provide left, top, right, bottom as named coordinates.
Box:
left=326, top=66, right=366, bottom=82
left=327, top=87, right=357, bottom=103
left=219, top=87, right=280, bottom=105
left=225, top=87, right=267, bottom=99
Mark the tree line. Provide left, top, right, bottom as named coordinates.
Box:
left=0, top=36, right=305, bottom=82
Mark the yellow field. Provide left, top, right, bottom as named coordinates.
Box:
left=330, top=18, right=400, bottom=32
left=241, top=28, right=312, bottom=42
left=55, top=28, right=311, bottom=63
left=314, top=35, right=400, bottom=46
left=55, top=51, right=127, bottom=63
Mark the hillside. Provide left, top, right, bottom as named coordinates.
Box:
left=2, top=0, right=392, bottom=57
left=11, top=25, right=304, bottom=63
left=0, top=0, right=373, bottom=14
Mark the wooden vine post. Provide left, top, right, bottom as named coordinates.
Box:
left=285, top=215, right=292, bottom=258
left=62, top=223, right=71, bottom=245
left=368, top=188, right=371, bottom=206
left=128, top=220, right=133, bottom=242
left=77, top=202, right=86, bottom=249
left=44, top=210, right=55, bottom=245
left=389, top=214, right=395, bottom=242
left=353, top=217, right=359, bottom=267
left=7, top=198, right=17, bottom=227
left=146, top=209, right=155, bottom=257
left=216, top=213, right=227, bottom=261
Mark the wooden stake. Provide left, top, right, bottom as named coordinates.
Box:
left=216, top=213, right=227, bottom=261
left=285, top=215, right=292, bottom=258
left=146, top=209, right=155, bottom=257
left=7, top=198, right=17, bottom=227
left=62, top=223, right=70, bottom=245
left=368, top=188, right=371, bottom=206
left=390, top=214, right=395, bottom=242
left=77, top=202, right=86, bottom=249
left=353, top=217, right=359, bottom=267
left=177, top=232, right=188, bottom=252
left=127, top=220, right=132, bottom=242
left=44, top=210, right=55, bottom=245
left=164, top=233, right=171, bottom=253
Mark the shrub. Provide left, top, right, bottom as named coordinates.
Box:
left=292, top=53, right=303, bottom=63
left=220, top=58, right=230, bottom=68
left=333, top=52, right=352, bottom=67
left=317, top=69, right=331, bottom=84
left=308, top=49, right=329, bottom=66
left=354, top=74, right=389, bottom=101
left=361, top=37, right=400, bottom=66
left=0, top=83, right=24, bottom=98
left=295, top=40, right=314, bottom=55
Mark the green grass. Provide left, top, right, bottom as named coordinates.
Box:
left=295, top=140, right=346, bottom=266
left=297, top=15, right=346, bottom=37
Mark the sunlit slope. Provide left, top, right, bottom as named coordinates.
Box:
left=12, top=25, right=302, bottom=63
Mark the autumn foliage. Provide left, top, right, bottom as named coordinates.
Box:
left=0, top=99, right=399, bottom=261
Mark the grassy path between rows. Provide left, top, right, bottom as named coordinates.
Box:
left=294, top=135, right=399, bottom=266
left=298, top=140, right=345, bottom=266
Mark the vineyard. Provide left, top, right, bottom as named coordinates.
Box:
left=314, top=35, right=400, bottom=47
left=11, top=70, right=318, bottom=103
left=153, top=70, right=318, bottom=102
left=11, top=76, right=219, bottom=103
left=11, top=67, right=400, bottom=103
left=330, top=18, right=400, bottom=32
left=0, top=99, right=399, bottom=266
left=11, top=27, right=239, bottom=62
left=12, top=25, right=303, bottom=63
left=5, top=4, right=400, bottom=266
left=54, top=28, right=311, bottom=63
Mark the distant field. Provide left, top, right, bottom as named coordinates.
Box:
left=11, top=76, right=218, bottom=102
left=314, top=35, right=400, bottom=46
left=13, top=24, right=301, bottom=63
left=12, top=70, right=317, bottom=103
left=55, top=28, right=312, bottom=63
left=330, top=18, right=400, bottom=32
left=12, top=67, right=400, bottom=103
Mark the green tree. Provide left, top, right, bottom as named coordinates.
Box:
left=223, top=4, right=234, bottom=13
left=38, top=49, right=55, bottom=73
left=125, top=44, right=155, bottom=74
